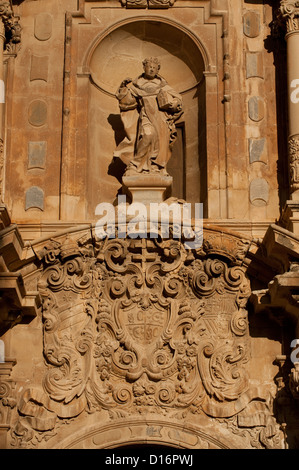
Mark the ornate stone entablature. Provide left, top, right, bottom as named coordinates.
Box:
left=120, top=0, right=176, bottom=8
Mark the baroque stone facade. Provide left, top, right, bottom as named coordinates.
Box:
left=1, top=0, right=299, bottom=451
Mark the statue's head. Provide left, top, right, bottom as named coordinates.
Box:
left=142, top=57, right=160, bottom=80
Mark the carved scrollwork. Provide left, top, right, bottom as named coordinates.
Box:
left=10, top=229, right=270, bottom=447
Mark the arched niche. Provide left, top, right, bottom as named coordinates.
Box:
left=85, top=19, right=207, bottom=216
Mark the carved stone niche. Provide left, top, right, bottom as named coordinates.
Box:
left=8, top=228, right=282, bottom=449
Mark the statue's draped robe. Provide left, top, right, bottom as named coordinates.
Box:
left=114, top=74, right=183, bottom=172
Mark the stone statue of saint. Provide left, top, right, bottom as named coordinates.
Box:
left=114, top=57, right=183, bottom=175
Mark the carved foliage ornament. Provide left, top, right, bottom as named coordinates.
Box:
left=120, top=0, right=175, bottom=8
left=9, top=231, right=280, bottom=448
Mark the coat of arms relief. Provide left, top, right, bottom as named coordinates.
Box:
left=7, top=229, right=281, bottom=448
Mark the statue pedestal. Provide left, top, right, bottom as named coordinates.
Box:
left=122, top=174, right=172, bottom=204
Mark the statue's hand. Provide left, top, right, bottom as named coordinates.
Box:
left=120, top=78, right=133, bottom=87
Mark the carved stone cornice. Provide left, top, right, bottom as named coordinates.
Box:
left=120, top=0, right=176, bottom=8
left=278, top=1, right=299, bottom=34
